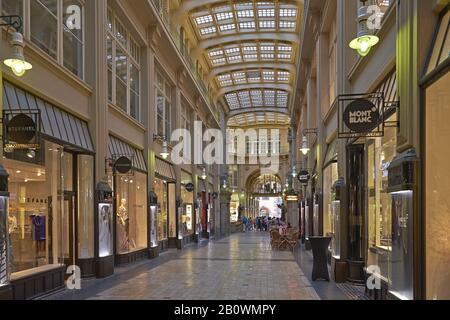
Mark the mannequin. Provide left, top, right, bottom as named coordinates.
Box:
left=99, top=204, right=112, bottom=256
left=117, top=198, right=129, bottom=251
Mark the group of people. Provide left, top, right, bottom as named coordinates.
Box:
left=242, top=216, right=288, bottom=232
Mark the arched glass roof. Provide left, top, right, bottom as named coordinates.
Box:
left=184, top=0, right=303, bottom=123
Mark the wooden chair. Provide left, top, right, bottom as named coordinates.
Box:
left=271, top=231, right=282, bottom=250
left=285, top=232, right=299, bottom=253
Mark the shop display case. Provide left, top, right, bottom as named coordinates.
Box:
left=95, top=182, right=114, bottom=278
left=330, top=178, right=348, bottom=283
left=149, top=191, right=159, bottom=258
left=0, top=165, right=12, bottom=299
left=387, top=149, right=417, bottom=300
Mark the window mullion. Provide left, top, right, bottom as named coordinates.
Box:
left=58, top=0, right=63, bottom=66
left=112, top=40, right=117, bottom=105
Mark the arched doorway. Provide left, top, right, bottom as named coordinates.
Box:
left=246, top=173, right=283, bottom=219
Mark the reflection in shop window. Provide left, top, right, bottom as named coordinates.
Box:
left=6, top=142, right=65, bottom=274
left=155, top=178, right=168, bottom=240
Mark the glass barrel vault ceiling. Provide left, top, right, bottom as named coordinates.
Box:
left=186, top=0, right=302, bottom=124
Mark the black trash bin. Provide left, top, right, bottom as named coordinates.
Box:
left=309, top=236, right=332, bottom=281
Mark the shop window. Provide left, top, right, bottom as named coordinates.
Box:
left=6, top=141, right=66, bottom=274
left=323, top=162, right=338, bottom=238
left=425, top=71, right=450, bottom=299
left=366, top=113, right=397, bottom=281
left=155, top=178, right=168, bottom=240
left=115, top=172, right=147, bottom=254
left=107, top=8, right=141, bottom=121
left=28, top=0, right=84, bottom=78
left=156, top=71, right=172, bottom=138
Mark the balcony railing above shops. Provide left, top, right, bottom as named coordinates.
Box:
left=151, top=0, right=220, bottom=124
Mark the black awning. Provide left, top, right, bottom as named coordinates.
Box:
left=323, top=139, right=338, bottom=167
left=2, top=80, right=94, bottom=153
left=422, top=7, right=450, bottom=84
left=155, top=157, right=175, bottom=181
left=108, top=135, right=147, bottom=173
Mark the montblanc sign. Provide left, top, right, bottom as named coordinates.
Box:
left=338, top=93, right=385, bottom=139
left=343, top=99, right=380, bottom=133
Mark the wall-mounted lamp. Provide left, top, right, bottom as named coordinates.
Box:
left=299, top=128, right=318, bottom=156
left=292, top=166, right=297, bottom=178
left=201, top=167, right=207, bottom=180
left=349, top=0, right=380, bottom=57
left=1, top=16, right=32, bottom=77
left=153, top=134, right=169, bottom=160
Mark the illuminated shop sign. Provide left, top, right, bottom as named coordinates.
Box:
left=338, top=93, right=385, bottom=138
left=3, top=110, right=41, bottom=150
left=298, top=170, right=310, bottom=184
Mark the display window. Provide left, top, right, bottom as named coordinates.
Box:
left=77, top=155, right=94, bottom=259
left=366, top=113, right=397, bottom=282
left=323, top=162, right=338, bottom=241
left=115, top=171, right=147, bottom=254
left=154, top=178, right=168, bottom=240
left=5, top=141, right=67, bottom=274
left=230, top=193, right=239, bottom=223
left=181, top=183, right=194, bottom=236
left=425, top=71, right=450, bottom=299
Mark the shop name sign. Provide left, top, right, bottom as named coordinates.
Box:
left=114, top=156, right=133, bottom=174
left=298, top=170, right=310, bottom=184
left=3, top=111, right=41, bottom=150
left=338, top=94, right=384, bottom=139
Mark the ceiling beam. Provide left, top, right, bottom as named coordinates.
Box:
left=191, top=33, right=300, bottom=59
left=208, top=62, right=296, bottom=81
left=227, top=107, right=290, bottom=119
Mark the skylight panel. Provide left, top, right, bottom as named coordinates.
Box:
left=196, top=15, right=213, bottom=25
left=240, top=21, right=256, bottom=29
left=233, top=72, right=245, bottom=79
left=216, top=12, right=234, bottom=21
left=261, top=53, right=275, bottom=59
left=209, top=49, right=224, bottom=57
left=225, top=47, right=240, bottom=55
left=280, top=8, right=297, bottom=17
left=280, top=21, right=296, bottom=29
left=212, top=57, right=226, bottom=65
left=278, top=45, right=292, bottom=52
left=243, top=46, right=257, bottom=52
left=260, top=45, right=275, bottom=52
left=200, top=26, right=217, bottom=35
left=244, top=54, right=258, bottom=61
left=220, top=80, right=233, bottom=87
left=278, top=53, right=292, bottom=60
left=237, top=10, right=254, bottom=18
left=218, top=74, right=231, bottom=81
left=220, top=23, right=236, bottom=32
left=259, top=20, right=275, bottom=29
left=258, top=9, right=275, bottom=17
left=228, top=55, right=242, bottom=63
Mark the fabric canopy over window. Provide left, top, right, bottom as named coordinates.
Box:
left=181, top=170, right=192, bottom=185
left=108, top=135, right=147, bottom=172
left=323, top=139, right=338, bottom=167
left=424, top=8, right=450, bottom=80
left=155, top=157, right=176, bottom=181
left=2, top=80, right=94, bottom=153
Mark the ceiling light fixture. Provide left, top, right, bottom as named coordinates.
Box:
left=349, top=0, right=380, bottom=57
left=1, top=16, right=32, bottom=77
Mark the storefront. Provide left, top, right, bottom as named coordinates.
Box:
left=1, top=80, right=95, bottom=299
left=154, top=157, right=176, bottom=252
left=422, top=5, right=450, bottom=300
left=180, top=170, right=194, bottom=245
left=343, top=71, right=398, bottom=287
left=230, top=193, right=239, bottom=223
left=107, top=136, right=148, bottom=266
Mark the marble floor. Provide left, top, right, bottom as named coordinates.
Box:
left=45, top=232, right=320, bottom=300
